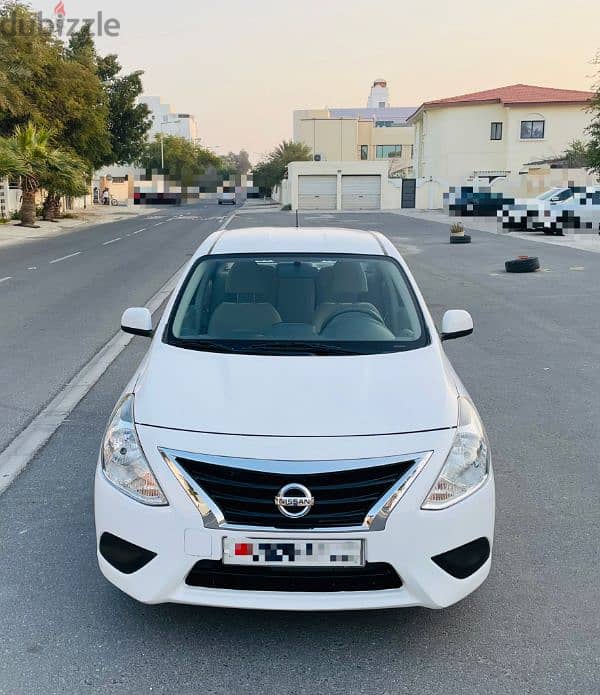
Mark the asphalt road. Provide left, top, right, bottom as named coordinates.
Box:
left=0, top=201, right=228, bottom=451
left=0, top=209, right=598, bottom=694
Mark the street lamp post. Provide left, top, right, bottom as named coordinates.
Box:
left=159, top=116, right=181, bottom=170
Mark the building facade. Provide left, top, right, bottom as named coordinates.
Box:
left=293, top=80, right=416, bottom=173
left=286, top=80, right=417, bottom=210
left=140, top=96, right=199, bottom=142
left=282, top=160, right=403, bottom=212
left=407, top=84, right=594, bottom=208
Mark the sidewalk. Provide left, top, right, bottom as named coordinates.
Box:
left=236, top=198, right=281, bottom=213
left=0, top=203, right=159, bottom=249
left=391, top=208, right=600, bottom=255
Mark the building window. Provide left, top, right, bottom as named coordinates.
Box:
left=376, top=145, right=402, bottom=158
left=378, top=102, right=386, bottom=108
left=490, top=122, right=503, bottom=140
left=520, top=120, right=545, bottom=139
left=360, top=145, right=369, bottom=160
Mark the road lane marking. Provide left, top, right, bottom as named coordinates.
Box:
left=102, top=237, right=121, bottom=246
left=0, top=208, right=239, bottom=497
left=49, top=252, right=81, bottom=264
left=28, top=267, right=37, bottom=271
left=0, top=269, right=181, bottom=496
left=0, top=276, right=12, bottom=284
left=154, top=222, right=164, bottom=227
left=132, top=228, right=146, bottom=235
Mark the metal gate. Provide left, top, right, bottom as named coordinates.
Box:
left=298, top=175, right=337, bottom=210
left=341, top=175, right=381, bottom=210
left=401, top=178, right=416, bottom=208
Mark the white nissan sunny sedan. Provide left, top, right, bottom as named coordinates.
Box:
left=95, top=226, right=495, bottom=611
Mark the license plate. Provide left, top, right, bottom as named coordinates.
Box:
left=222, top=538, right=364, bottom=567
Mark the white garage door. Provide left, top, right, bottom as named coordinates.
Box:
left=298, top=175, right=337, bottom=210
left=341, top=175, right=381, bottom=210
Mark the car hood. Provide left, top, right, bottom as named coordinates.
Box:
left=133, top=342, right=459, bottom=437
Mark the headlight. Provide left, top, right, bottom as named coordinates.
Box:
left=422, top=397, right=490, bottom=510
left=101, top=394, right=168, bottom=506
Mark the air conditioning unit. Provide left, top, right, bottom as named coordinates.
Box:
left=313, top=154, right=325, bottom=162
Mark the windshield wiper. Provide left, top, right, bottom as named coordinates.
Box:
left=241, top=341, right=363, bottom=356
left=173, top=339, right=241, bottom=354
left=172, top=339, right=409, bottom=356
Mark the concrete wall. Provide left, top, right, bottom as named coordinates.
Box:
left=296, top=114, right=414, bottom=165
left=296, top=118, right=359, bottom=161
left=293, top=109, right=330, bottom=141
left=287, top=160, right=401, bottom=210
left=519, top=165, right=599, bottom=197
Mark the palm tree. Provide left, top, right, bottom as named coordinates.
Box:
left=272, top=140, right=313, bottom=165
left=252, top=141, right=313, bottom=193
left=0, top=123, right=88, bottom=227
left=40, top=151, right=89, bottom=222
left=0, top=123, right=53, bottom=227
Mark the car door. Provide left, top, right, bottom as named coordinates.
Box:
left=589, top=191, right=600, bottom=231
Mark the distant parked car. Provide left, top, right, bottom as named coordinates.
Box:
left=218, top=186, right=236, bottom=205
left=542, top=187, right=600, bottom=235
left=497, top=187, right=576, bottom=231
left=445, top=186, right=514, bottom=217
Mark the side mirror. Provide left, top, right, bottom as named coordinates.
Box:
left=121, top=307, right=153, bottom=337
left=441, top=310, right=473, bottom=341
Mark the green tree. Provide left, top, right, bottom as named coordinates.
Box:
left=219, top=150, right=252, bottom=177
left=0, top=4, right=111, bottom=167
left=252, top=140, right=312, bottom=192
left=562, top=140, right=592, bottom=168
left=40, top=149, right=89, bottom=222
left=0, top=5, right=150, bottom=170
left=0, top=123, right=87, bottom=227
left=587, top=52, right=600, bottom=175
left=68, top=26, right=152, bottom=166
left=272, top=141, right=313, bottom=163
left=141, top=135, right=220, bottom=186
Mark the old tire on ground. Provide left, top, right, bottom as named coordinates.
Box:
left=450, top=234, right=472, bottom=244
left=505, top=256, right=540, bottom=273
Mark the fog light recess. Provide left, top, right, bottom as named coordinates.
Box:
left=432, top=538, right=491, bottom=579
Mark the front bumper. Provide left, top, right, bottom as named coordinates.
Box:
left=95, top=426, right=495, bottom=610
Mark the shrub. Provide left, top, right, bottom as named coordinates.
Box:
left=450, top=222, right=465, bottom=235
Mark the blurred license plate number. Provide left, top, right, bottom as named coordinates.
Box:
left=223, top=538, right=364, bottom=567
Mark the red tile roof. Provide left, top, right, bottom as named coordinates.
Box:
left=408, top=84, right=593, bottom=120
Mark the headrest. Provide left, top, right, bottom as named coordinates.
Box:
left=332, top=261, right=368, bottom=295
left=226, top=261, right=267, bottom=294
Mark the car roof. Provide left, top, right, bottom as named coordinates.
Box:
left=207, top=227, right=386, bottom=257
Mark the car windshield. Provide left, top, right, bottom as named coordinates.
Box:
left=536, top=188, right=568, bottom=201
left=166, top=254, right=429, bottom=355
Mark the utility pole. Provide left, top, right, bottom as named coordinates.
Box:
left=159, top=116, right=181, bottom=170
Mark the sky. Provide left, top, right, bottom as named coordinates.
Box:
left=43, top=0, right=600, bottom=162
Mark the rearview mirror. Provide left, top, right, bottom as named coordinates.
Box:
left=121, top=307, right=153, bottom=337
left=441, top=310, right=473, bottom=341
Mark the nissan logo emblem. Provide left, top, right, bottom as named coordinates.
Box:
left=275, top=483, right=314, bottom=519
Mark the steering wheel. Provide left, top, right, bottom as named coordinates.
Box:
left=319, top=307, right=386, bottom=334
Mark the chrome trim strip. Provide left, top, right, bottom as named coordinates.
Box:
left=366, top=452, right=432, bottom=531
left=138, top=422, right=455, bottom=438
left=159, top=450, right=224, bottom=527
left=159, top=448, right=433, bottom=533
